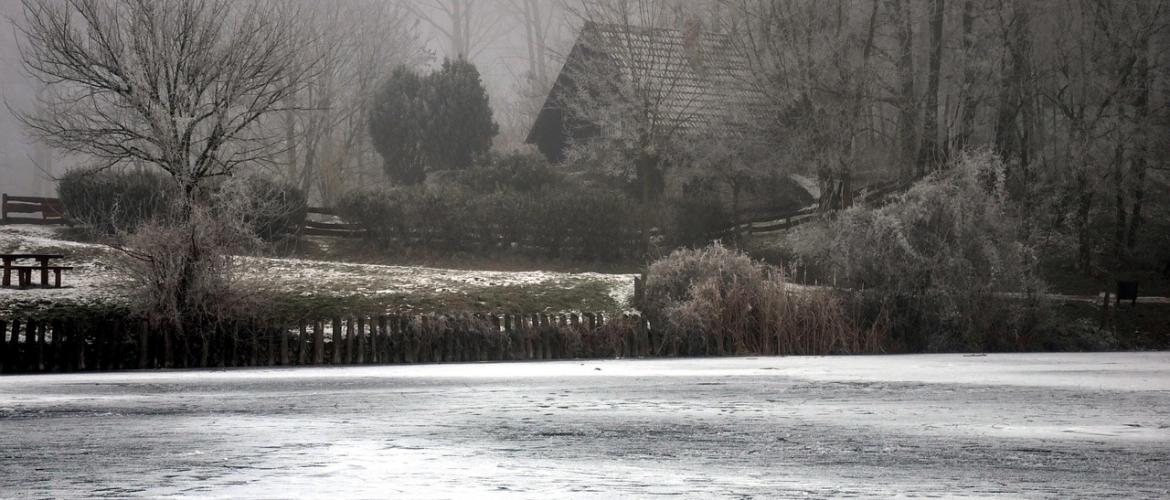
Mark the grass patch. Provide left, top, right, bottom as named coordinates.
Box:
left=256, top=278, right=623, bottom=321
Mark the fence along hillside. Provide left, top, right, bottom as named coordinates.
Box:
left=0, top=305, right=888, bottom=373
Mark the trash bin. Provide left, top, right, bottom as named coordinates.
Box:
left=1116, top=280, right=1138, bottom=307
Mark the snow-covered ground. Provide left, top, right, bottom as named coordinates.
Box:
left=0, top=225, right=636, bottom=313
left=1, top=353, right=1167, bottom=498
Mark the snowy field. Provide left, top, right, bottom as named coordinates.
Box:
left=0, top=225, right=636, bottom=313
left=1, top=353, right=1168, bottom=498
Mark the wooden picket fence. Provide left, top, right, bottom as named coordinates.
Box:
left=0, top=312, right=703, bottom=374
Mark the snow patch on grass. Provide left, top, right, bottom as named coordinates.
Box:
left=0, top=225, right=636, bottom=314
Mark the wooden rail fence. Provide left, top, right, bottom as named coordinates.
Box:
left=1, top=194, right=67, bottom=225
left=0, top=312, right=761, bottom=374
left=299, top=206, right=366, bottom=238
left=711, top=179, right=909, bottom=238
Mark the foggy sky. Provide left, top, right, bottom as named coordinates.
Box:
left=0, top=1, right=52, bottom=196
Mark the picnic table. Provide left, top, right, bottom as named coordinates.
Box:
left=1, top=253, right=71, bottom=288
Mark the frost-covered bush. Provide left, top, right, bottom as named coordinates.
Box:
left=642, top=243, right=886, bottom=355
left=58, top=168, right=174, bottom=234
left=116, top=196, right=263, bottom=360
left=787, top=149, right=1047, bottom=351
left=229, top=175, right=306, bottom=241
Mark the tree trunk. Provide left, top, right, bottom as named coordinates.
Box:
left=285, top=82, right=298, bottom=182
left=957, top=0, right=977, bottom=152
left=1075, top=174, right=1094, bottom=273
left=894, top=0, right=918, bottom=182
left=996, top=0, right=1032, bottom=210
left=1112, top=142, right=1127, bottom=260
left=920, top=0, right=946, bottom=175
left=1126, top=34, right=1152, bottom=252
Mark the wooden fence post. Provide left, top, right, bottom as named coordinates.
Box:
left=332, top=317, right=342, bottom=364
left=279, top=324, right=290, bottom=366
left=33, top=320, right=45, bottom=372
left=345, top=317, right=356, bottom=364
left=400, top=316, right=413, bottom=364
left=313, top=320, right=324, bottom=365
left=539, top=314, right=551, bottom=360
left=636, top=314, right=649, bottom=357
left=502, top=315, right=512, bottom=360
left=449, top=316, right=460, bottom=362
left=490, top=314, right=502, bottom=361
left=385, top=315, right=397, bottom=363
left=8, top=319, right=20, bottom=372
left=22, top=319, right=36, bottom=372
left=356, top=317, right=366, bottom=364
left=371, top=317, right=383, bottom=364
left=420, top=316, right=433, bottom=362
left=47, top=320, right=59, bottom=372
left=438, top=316, right=450, bottom=362
left=396, top=316, right=407, bottom=364
left=529, top=314, right=539, bottom=360
left=249, top=322, right=260, bottom=367
left=298, top=322, right=309, bottom=365
left=75, top=321, right=86, bottom=371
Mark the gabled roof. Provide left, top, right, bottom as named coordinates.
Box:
left=526, top=22, right=766, bottom=148
left=580, top=22, right=762, bottom=133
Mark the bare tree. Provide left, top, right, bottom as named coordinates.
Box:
left=17, top=0, right=319, bottom=204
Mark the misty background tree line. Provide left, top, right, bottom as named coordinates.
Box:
left=5, top=0, right=1169, bottom=352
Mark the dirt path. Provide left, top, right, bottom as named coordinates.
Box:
left=1, top=354, right=1167, bottom=498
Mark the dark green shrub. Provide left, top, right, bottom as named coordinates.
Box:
left=57, top=168, right=174, bottom=234
left=435, top=152, right=564, bottom=193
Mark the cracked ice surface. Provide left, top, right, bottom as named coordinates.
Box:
left=1, top=353, right=1168, bottom=498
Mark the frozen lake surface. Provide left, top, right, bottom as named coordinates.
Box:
left=2, top=353, right=1168, bottom=498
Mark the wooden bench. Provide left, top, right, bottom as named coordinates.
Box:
left=1116, top=280, right=1139, bottom=307
left=1, top=254, right=69, bottom=288
left=6, top=265, right=74, bottom=288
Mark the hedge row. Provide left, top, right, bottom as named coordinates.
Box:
left=337, top=186, right=644, bottom=260
left=57, top=169, right=306, bottom=240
